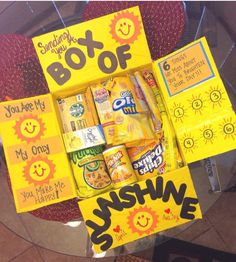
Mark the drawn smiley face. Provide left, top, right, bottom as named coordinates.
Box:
left=14, top=114, right=46, bottom=143
left=21, top=118, right=40, bottom=138
left=134, top=211, right=153, bottom=232
left=24, top=156, right=56, bottom=186
left=30, top=160, right=50, bottom=181
left=110, top=11, right=141, bottom=44
left=128, top=206, right=158, bottom=236
left=115, top=18, right=135, bottom=40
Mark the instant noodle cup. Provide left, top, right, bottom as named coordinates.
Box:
left=103, top=145, right=137, bottom=188
left=70, top=145, right=112, bottom=198
left=127, top=140, right=166, bottom=181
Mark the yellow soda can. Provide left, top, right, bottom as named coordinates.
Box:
left=103, top=145, right=137, bottom=188
left=70, top=145, right=112, bottom=198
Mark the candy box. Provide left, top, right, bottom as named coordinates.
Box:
left=0, top=94, right=77, bottom=212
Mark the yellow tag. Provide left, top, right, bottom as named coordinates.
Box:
left=32, top=6, right=151, bottom=96
left=79, top=166, right=202, bottom=253
left=153, top=37, right=236, bottom=163
left=0, top=94, right=77, bottom=212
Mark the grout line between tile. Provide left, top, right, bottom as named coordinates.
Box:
left=34, top=245, right=46, bottom=262
left=211, top=219, right=233, bottom=252
left=190, top=227, right=212, bottom=242
left=8, top=246, right=34, bottom=262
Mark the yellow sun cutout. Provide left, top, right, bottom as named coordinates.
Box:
left=14, top=114, right=46, bottom=143
left=127, top=206, right=158, bottom=236
left=110, top=11, right=141, bottom=44
left=219, top=117, right=236, bottom=140
left=23, top=156, right=55, bottom=186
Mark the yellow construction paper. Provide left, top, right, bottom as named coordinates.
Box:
left=33, top=6, right=151, bottom=96
left=153, top=37, right=236, bottom=163
left=0, top=94, right=77, bottom=212
left=79, top=166, right=202, bottom=253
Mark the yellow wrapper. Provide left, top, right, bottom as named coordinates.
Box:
left=127, top=140, right=166, bottom=181
left=103, top=145, right=137, bottom=188
left=106, top=75, right=155, bottom=145
left=70, top=145, right=112, bottom=198
left=91, top=84, right=115, bottom=145
left=134, top=71, right=162, bottom=132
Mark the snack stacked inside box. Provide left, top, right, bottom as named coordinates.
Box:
left=56, top=71, right=184, bottom=199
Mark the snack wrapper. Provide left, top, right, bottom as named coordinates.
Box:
left=127, top=140, right=166, bottom=181
left=105, top=75, right=155, bottom=145
left=70, top=145, right=112, bottom=198
left=91, top=84, right=115, bottom=145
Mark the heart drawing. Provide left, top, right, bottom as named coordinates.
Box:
left=164, top=208, right=171, bottom=214
left=113, top=225, right=121, bottom=233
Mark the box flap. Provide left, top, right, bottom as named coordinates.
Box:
left=33, top=6, right=151, bottom=96
left=153, top=37, right=236, bottom=163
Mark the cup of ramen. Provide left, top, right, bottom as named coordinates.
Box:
left=103, top=145, right=137, bottom=189
left=70, top=145, right=112, bottom=198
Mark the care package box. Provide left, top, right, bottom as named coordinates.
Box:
left=2, top=5, right=235, bottom=253
left=31, top=6, right=204, bottom=253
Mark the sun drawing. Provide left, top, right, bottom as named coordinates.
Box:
left=110, top=11, right=141, bottom=44
left=200, top=124, right=216, bottom=144
left=206, top=85, right=225, bottom=109
left=23, top=156, right=56, bottom=186
left=127, top=206, right=158, bottom=236
left=180, top=132, right=198, bottom=154
left=219, top=117, right=236, bottom=140
left=171, top=102, right=186, bottom=123
left=14, top=114, right=46, bottom=143
left=188, top=94, right=205, bottom=115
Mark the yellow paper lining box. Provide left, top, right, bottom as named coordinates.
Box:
left=32, top=6, right=151, bottom=97
left=153, top=37, right=236, bottom=163
left=79, top=166, right=202, bottom=253
left=0, top=94, right=77, bottom=212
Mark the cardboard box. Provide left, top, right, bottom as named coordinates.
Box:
left=0, top=94, right=77, bottom=212
left=30, top=6, right=204, bottom=253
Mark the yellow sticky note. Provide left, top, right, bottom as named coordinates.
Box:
left=0, top=94, right=77, bottom=212
left=153, top=37, right=236, bottom=163
left=79, top=166, right=202, bottom=253
left=33, top=6, right=151, bottom=96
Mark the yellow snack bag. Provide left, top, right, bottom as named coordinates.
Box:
left=134, top=71, right=162, bottom=132
left=127, top=140, right=166, bottom=181
left=70, top=145, right=112, bottom=198
left=91, top=84, right=115, bottom=145
left=107, top=75, right=155, bottom=145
